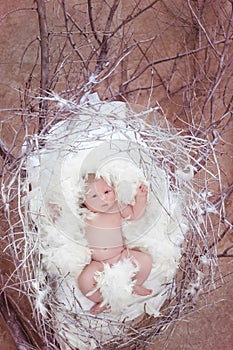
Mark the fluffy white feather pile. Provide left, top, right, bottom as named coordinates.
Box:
left=92, top=258, right=139, bottom=313
left=25, top=101, right=189, bottom=349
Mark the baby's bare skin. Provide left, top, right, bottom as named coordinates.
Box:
left=78, top=177, right=152, bottom=314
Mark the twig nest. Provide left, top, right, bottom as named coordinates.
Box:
left=11, top=97, right=216, bottom=349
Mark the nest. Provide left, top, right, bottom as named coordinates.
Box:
left=1, top=95, right=221, bottom=350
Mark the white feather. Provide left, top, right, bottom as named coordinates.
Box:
left=94, top=258, right=139, bottom=314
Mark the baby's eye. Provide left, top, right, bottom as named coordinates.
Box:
left=92, top=194, right=97, bottom=198
left=104, top=190, right=110, bottom=194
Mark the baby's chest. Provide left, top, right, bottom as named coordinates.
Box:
left=90, top=213, right=121, bottom=228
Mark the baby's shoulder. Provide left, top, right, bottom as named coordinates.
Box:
left=85, top=212, right=106, bottom=225
left=85, top=212, right=99, bottom=224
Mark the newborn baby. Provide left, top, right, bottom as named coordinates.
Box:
left=78, top=174, right=153, bottom=314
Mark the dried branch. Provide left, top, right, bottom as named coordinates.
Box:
left=36, top=0, right=50, bottom=132
left=218, top=244, right=233, bottom=258
left=0, top=140, right=15, bottom=165
left=0, top=7, right=35, bottom=23
left=109, top=0, right=160, bottom=40
left=121, top=38, right=231, bottom=90
left=187, top=0, right=220, bottom=56
left=61, top=0, right=88, bottom=70
left=87, top=0, right=101, bottom=45
left=93, top=0, right=121, bottom=75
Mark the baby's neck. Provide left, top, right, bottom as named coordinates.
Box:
left=92, top=204, right=120, bottom=215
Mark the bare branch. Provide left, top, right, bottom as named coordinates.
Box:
left=121, top=39, right=231, bottom=89
left=109, top=0, right=160, bottom=40
left=187, top=0, right=220, bottom=56
left=36, top=0, right=50, bottom=132
left=61, top=0, right=88, bottom=70
left=87, top=0, right=101, bottom=45
left=94, top=0, right=121, bottom=75
left=0, top=140, right=15, bottom=165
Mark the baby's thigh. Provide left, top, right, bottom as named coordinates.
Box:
left=78, top=261, right=103, bottom=292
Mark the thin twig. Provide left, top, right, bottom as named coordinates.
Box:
left=61, top=0, right=88, bottom=70
left=36, top=0, right=50, bottom=133
left=121, top=38, right=232, bottom=88
left=109, top=0, right=160, bottom=40
left=0, top=140, right=15, bottom=164
left=94, top=0, right=121, bottom=75
left=187, top=0, right=220, bottom=56
left=87, top=0, right=101, bottom=45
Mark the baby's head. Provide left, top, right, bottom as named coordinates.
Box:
left=82, top=174, right=117, bottom=213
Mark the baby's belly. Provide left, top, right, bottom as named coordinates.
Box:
left=86, top=226, right=123, bottom=250
left=91, top=246, right=124, bottom=262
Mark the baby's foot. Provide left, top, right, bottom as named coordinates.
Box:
left=90, top=302, right=109, bottom=315
left=133, top=285, right=152, bottom=296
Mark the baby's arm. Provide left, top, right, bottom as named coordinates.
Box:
left=120, top=184, right=148, bottom=220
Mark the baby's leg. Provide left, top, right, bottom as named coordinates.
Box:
left=126, top=249, right=153, bottom=296
left=78, top=261, right=107, bottom=314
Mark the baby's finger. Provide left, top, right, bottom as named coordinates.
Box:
left=138, top=185, right=148, bottom=194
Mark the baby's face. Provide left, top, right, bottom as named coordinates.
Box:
left=84, top=178, right=116, bottom=213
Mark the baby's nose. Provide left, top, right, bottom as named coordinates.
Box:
left=100, top=193, right=106, bottom=201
